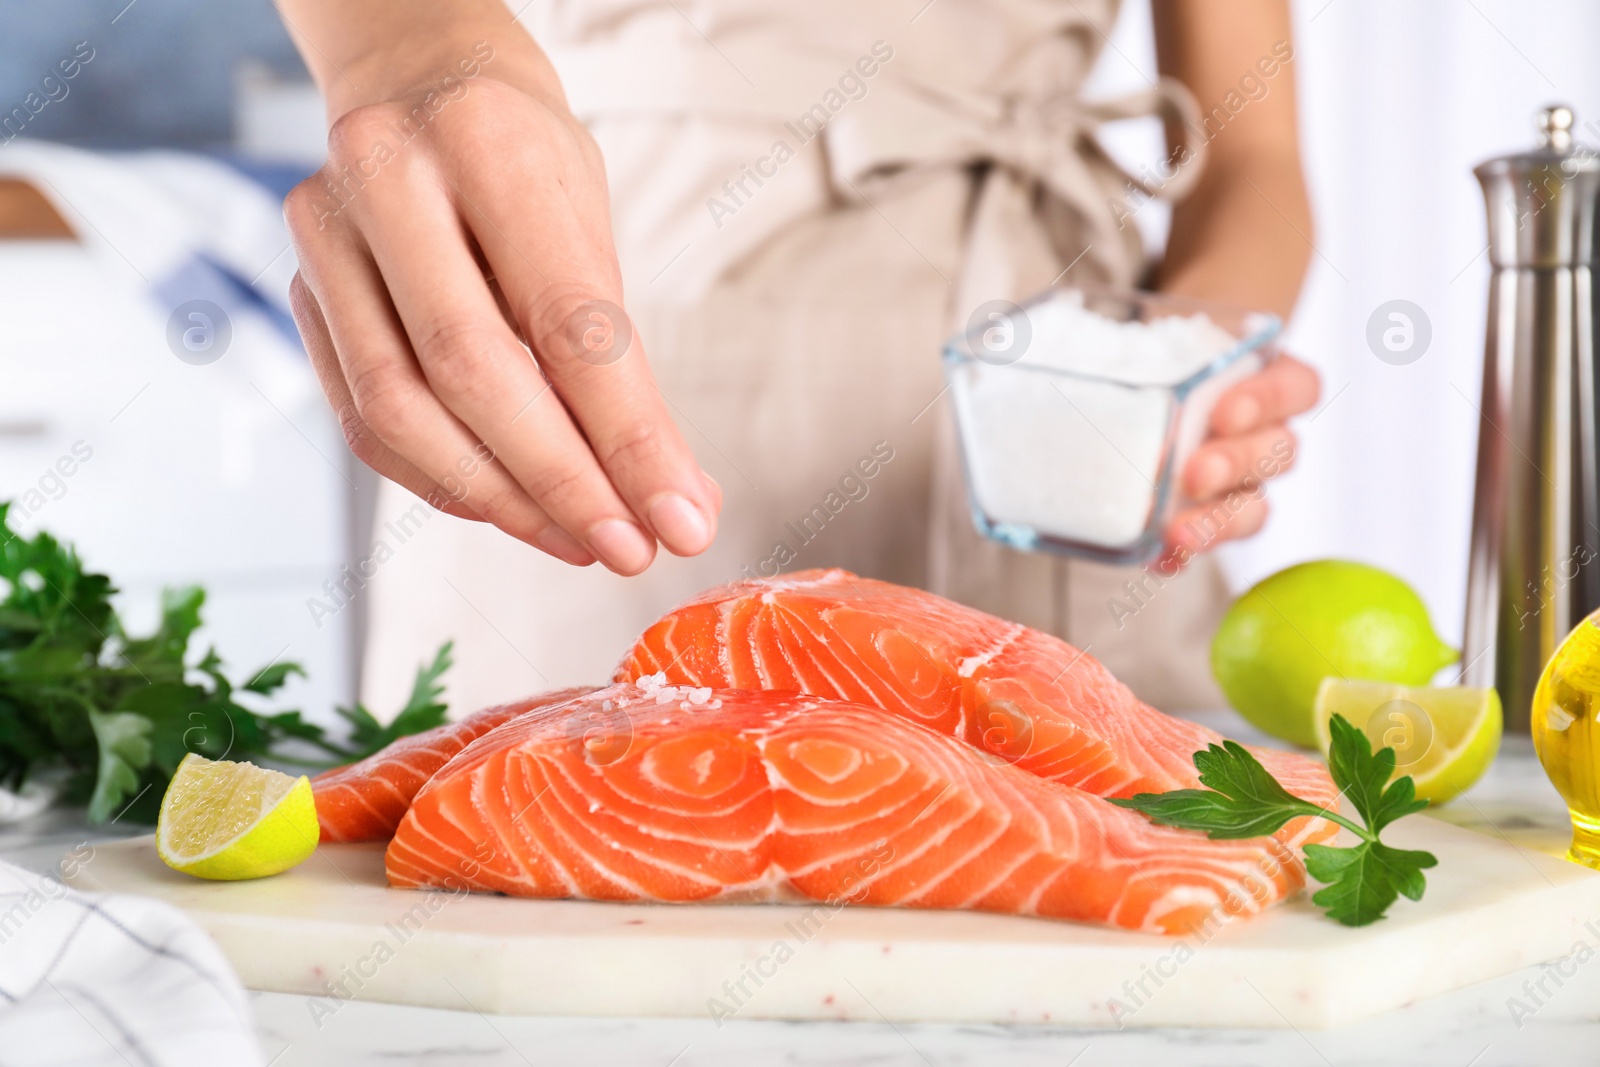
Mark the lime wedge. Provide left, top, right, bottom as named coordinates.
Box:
left=157, top=753, right=318, bottom=880
left=1312, top=678, right=1502, bottom=805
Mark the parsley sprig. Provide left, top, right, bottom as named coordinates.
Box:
left=0, top=502, right=453, bottom=824
left=1109, top=714, right=1438, bottom=926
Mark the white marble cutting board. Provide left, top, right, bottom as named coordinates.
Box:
left=67, top=816, right=1600, bottom=1030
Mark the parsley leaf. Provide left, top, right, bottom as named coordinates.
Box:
left=1107, top=739, right=1330, bottom=839
left=1304, top=839, right=1437, bottom=926
left=1109, top=713, right=1438, bottom=926
left=86, top=710, right=152, bottom=822
left=1324, top=712, right=1429, bottom=834
left=332, top=642, right=453, bottom=755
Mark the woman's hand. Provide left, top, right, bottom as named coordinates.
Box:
left=1162, top=353, right=1319, bottom=564
left=279, top=8, right=719, bottom=575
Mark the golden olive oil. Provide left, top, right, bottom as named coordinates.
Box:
left=1531, top=614, right=1600, bottom=868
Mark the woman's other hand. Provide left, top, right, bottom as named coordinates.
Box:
left=1162, top=352, right=1319, bottom=564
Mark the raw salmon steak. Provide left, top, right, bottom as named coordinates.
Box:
left=618, top=570, right=1337, bottom=848
left=386, top=681, right=1304, bottom=934
left=313, top=687, right=593, bottom=842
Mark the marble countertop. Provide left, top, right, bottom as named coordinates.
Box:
left=6, top=726, right=1598, bottom=1067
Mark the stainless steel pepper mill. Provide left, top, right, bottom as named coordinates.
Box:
left=1462, top=105, right=1600, bottom=732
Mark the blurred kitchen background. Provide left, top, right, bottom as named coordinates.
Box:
left=2, top=0, right=1599, bottom=725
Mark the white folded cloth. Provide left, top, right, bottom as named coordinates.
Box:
left=0, top=139, right=298, bottom=310
left=0, top=855, right=262, bottom=1067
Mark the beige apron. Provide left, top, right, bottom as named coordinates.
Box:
left=357, top=0, right=1233, bottom=715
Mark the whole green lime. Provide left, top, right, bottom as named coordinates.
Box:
left=1211, top=560, right=1458, bottom=748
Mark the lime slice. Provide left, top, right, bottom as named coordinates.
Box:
left=1312, top=678, right=1502, bottom=804
left=157, top=753, right=318, bottom=880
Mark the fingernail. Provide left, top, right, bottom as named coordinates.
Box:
left=649, top=493, right=712, bottom=555
left=589, top=519, right=655, bottom=574
left=537, top=526, right=596, bottom=566
left=699, top=470, right=724, bottom=520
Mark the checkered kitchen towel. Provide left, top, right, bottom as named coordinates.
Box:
left=0, top=855, right=262, bottom=1067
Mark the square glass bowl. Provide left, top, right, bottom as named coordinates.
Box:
left=942, top=285, right=1281, bottom=566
